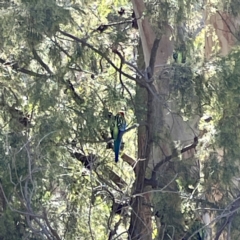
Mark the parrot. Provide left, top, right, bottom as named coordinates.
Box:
left=110, top=110, right=126, bottom=162
left=173, top=52, right=178, bottom=62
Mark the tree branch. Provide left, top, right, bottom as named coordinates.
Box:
left=187, top=194, right=240, bottom=239
left=215, top=194, right=240, bottom=240
left=0, top=58, right=48, bottom=78
left=112, top=48, right=135, bottom=108
left=145, top=139, right=198, bottom=188
left=58, top=30, right=136, bottom=81
left=121, top=153, right=136, bottom=168
left=32, top=48, right=53, bottom=74
left=216, top=11, right=240, bottom=41
left=148, top=38, right=161, bottom=78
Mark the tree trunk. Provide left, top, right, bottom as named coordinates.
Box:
left=129, top=0, right=200, bottom=239
left=129, top=1, right=240, bottom=238
left=205, top=10, right=240, bottom=58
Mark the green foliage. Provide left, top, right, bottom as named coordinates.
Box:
left=154, top=192, right=185, bottom=239
left=198, top=47, right=240, bottom=238
left=208, top=48, right=240, bottom=164
left=0, top=0, right=136, bottom=239
left=223, top=0, right=240, bottom=16
left=0, top=209, right=27, bottom=240
left=1, top=0, right=240, bottom=239
left=167, top=63, right=208, bottom=119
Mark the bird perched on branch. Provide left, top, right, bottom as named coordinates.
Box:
left=109, top=110, right=126, bottom=162
left=173, top=52, right=178, bottom=62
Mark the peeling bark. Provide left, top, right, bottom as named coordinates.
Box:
left=205, top=10, right=240, bottom=58
left=129, top=0, right=200, bottom=239
left=130, top=1, right=240, bottom=238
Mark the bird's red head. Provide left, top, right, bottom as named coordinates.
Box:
left=119, top=111, right=125, bottom=116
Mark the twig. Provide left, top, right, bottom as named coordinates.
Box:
left=133, top=174, right=178, bottom=197
left=216, top=11, right=240, bottom=41
left=43, top=209, right=62, bottom=240
left=187, top=197, right=240, bottom=239
left=123, top=123, right=139, bottom=135
left=0, top=57, right=48, bottom=78
left=112, top=49, right=135, bottom=109
left=36, top=131, right=57, bottom=148
left=124, top=61, right=145, bottom=78
left=215, top=194, right=240, bottom=240
left=59, top=30, right=136, bottom=81
left=108, top=218, right=122, bottom=240
left=121, top=153, right=136, bottom=168
left=145, top=141, right=198, bottom=188
left=32, top=47, right=53, bottom=74
left=0, top=183, right=43, bottom=218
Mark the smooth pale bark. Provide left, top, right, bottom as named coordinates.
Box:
left=129, top=0, right=200, bottom=239
left=205, top=11, right=240, bottom=58
left=130, top=0, right=240, bottom=239
left=204, top=10, right=240, bottom=240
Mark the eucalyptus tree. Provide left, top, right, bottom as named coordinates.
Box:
left=128, top=0, right=240, bottom=239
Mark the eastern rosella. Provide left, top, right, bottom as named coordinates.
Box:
left=110, top=111, right=126, bottom=162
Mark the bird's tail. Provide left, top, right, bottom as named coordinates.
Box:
left=114, top=131, right=124, bottom=162
left=114, top=138, right=121, bottom=162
